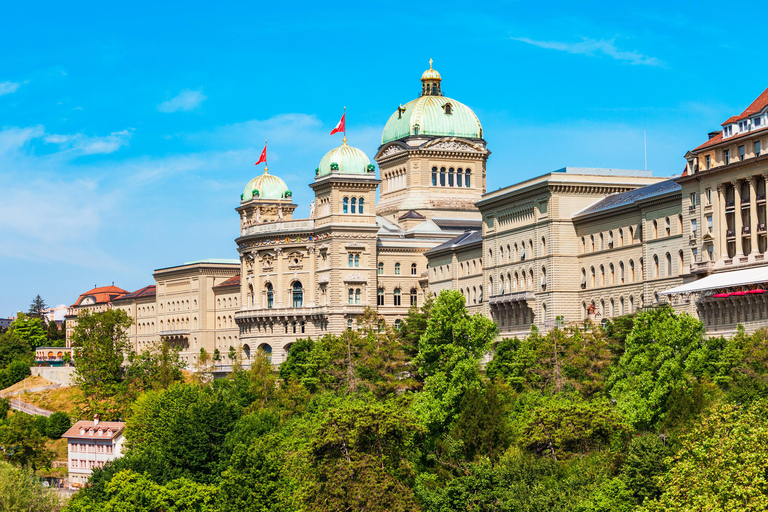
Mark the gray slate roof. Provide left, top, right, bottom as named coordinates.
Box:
left=425, top=230, right=482, bottom=256
left=433, top=218, right=483, bottom=230
left=574, top=179, right=681, bottom=219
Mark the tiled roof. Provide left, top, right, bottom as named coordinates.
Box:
left=694, top=86, right=768, bottom=151
left=213, top=275, right=241, bottom=288
left=425, top=230, right=482, bottom=256
left=62, top=420, right=125, bottom=440
left=114, top=285, right=156, bottom=301
left=71, top=285, right=129, bottom=307
left=694, top=124, right=768, bottom=151
left=574, top=179, right=681, bottom=219
left=432, top=218, right=483, bottom=230
left=399, top=210, right=426, bottom=220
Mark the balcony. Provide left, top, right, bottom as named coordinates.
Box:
left=759, top=223, right=767, bottom=233
left=240, top=219, right=315, bottom=237
left=743, top=226, right=751, bottom=235
left=235, top=305, right=329, bottom=321
left=689, top=205, right=697, bottom=212
left=690, top=261, right=714, bottom=274
left=726, top=229, right=735, bottom=238
left=159, top=329, right=190, bottom=337
left=489, top=291, right=536, bottom=305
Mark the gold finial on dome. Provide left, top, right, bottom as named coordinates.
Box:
left=421, top=59, right=442, bottom=96
left=429, top=57, right=433, bottom=68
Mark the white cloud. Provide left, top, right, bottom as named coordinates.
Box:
left=511, top=36, right=663, bottom=67
left=157, top=89, right=207, bottom=113
left=0, top=81, right=21, bottom=95
left=44, top=129, right=133, bottom=155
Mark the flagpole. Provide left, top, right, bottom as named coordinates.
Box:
left=264, top=140, right=268, bottom=173
left=343, top=106, right=347, bottom=145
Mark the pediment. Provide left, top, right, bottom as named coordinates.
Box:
left=422, top=137, right=484, bottom=152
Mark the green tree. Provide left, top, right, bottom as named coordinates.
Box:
left=69, top=309, right=134, bottom=420
left=8, top=313, right=46, bottom=351
left=45, top=320, right=65, bottom=346
left=0, top=330, right=32, bottom=369
left=0, top=461, right=62, bottom=511
left=642, top=400, right=768, bottom=512
left=620, top=434, right=671, bottom=504
left=7, top=360, right=30, bottom=386
left=485, top=335, right=538, bottom=391
left=278, top=338, right=322, bottom=391
left=607, top=306, right=705, bottom=429
left=0, top=413, right=55, bottom=470
left=412, top=291, right=496, bottom=435
left=27, top=296, right=48, bottom=321
left=398, top=296, right=433, bottom=360
left=0, top=398, right=9, bottom=419
left=45, top=412, right=71, bottom=439
left=126, top=340, right=185, bottom=392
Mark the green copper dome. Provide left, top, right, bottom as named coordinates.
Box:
left=381, top=62, right=482, bottom=144
left=317, top=141, right=373, bottom=177
left=242, top=169, right=291, bottom=202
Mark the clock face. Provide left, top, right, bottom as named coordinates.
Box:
left=80, top=297, right=95, bottom=306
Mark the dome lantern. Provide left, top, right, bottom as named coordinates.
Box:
left=421, top=58, right=442, bottom=96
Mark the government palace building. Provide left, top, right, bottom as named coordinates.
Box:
left=64, top=63, right=768, bottom=368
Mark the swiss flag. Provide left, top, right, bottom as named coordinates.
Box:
left=330, top=113, right=345, bottom=135
left=255, top=144, right=267, bottom=166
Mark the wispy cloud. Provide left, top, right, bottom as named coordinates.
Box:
left=511, top=36, right=663, bottom=67
left=44, top=129, right=133, bottom=155
left=0, top=81, right=21, bottom=95
left=157, top=88, right=207, bottom=113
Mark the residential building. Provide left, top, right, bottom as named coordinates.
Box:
left=62, top=416, right=125, bottom=488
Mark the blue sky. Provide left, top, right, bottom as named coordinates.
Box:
left=1, top=0, right=765, bottom=315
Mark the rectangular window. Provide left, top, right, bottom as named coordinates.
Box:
left=691, top=219, right=697, bottom=234
left=707, top=244, right=714, bottom=261
left=692, top=247, right=698, bottom=262
left=723, top=149, right=730, bottom=165
left=739, top=145, right=746, bottom=161
left=707, top=215, right=713, bottom=233
left=706, top=187, right=712, bottom=204
left=690, top=193, right=697, bottom=207
left=756, top=141, right=762, bottom=157
left=705, top=155, right=711, bottom=170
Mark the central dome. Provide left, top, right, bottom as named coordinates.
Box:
left=241, top=169, right=291, bottom=202
left=382, top=62, right=482, bottom=144
left=316, top=141, right=373, bottom=177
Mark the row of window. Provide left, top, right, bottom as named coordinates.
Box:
left=458, top=286, right=483, bottom=305
left=70, top=443, right=113, bottom=454
left=342, top=196, right=365, bottom=214
left=217, top=315, right=235, bottom=329
left=137, top=322, right=155, bottom=335
left=161, top=299, right=197, bottom=312
left=491, top=267, right=546, bottom=294
left=71, top=460, right=108, bottom=470
left=216, top=296, right=238, bottom=308
left=385, top=170, right=407, bottom=191
left=431, top=167, right=472, bottom=187
left=582, top=227, right=635, bottom=254
left=375, top=287, right=418, bottom=306
left=490, top=237, right=546, bottom=265
left=378, top=262, right=418, bottom=275
left=582, top=260, right=640, bottom=288
left=159, top=317, right=193, bottom=331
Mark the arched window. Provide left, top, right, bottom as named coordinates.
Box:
left=266, top=283, right=274, bottom=309
left=600, top=233, right=604, bottom=250
left=411, top=262, right=417, bottom=275
left=590, top=235, right=595, bottom=251
left=351, top=197, right=357, bottom=214
left=457, top=168, right=463, bottom=187
left=620, top=297, right=625, bottom=316
left=665, top=217, right=671, bottom=236
left=581, top=268, right=587, bottom=288
left=619, top=228, right=624, bottom=246
left=348, top=254, right=354, bottom=267
left=665, top=252, right=672, bottom=277
left=653, top=220, right=658, bottom=238
left=355, top=288, right=361, bottom=305
left=620, top=261, right=625, bottom=283
left=609, top=263, right=615, bottom=285
left=343, top=197, right=349, bottom=214
left=377, top=288, right=384, bottom=306
left=440, top=167, right=446, bottom=186
left=465, top=168, right=471, bottom=187
left=653, top=255, right=659, bottom=278
left=395, top=262, right=401, bottom=275
left=541, top=237, right=546, bottom=255
left=359, top=197, right=364, bottom=214
left=678, top=214, right=683, bottom=234
left=292, top=282, right=303, bottom=308
left=444, top=103, right=452, bottom=114
left=629, top=260, right=635, bottom=281
left=608, top=230, right=614, bottom=248
left=410, top=288, right=418, bottom=306
left=432, top=167, right=437, bottom=186
left=581, top=237, right=586, bottom=254
left=348, top=288, right=354, bottom=305
left=629, top=296, right=634, bottom=313
left=541, top=267, right=547, bottom=290
left=448, top=167, right=454, bottom=187
left=591, top=267, right=596, bottom=287
left=600, top=265, right=605, bottom=286
left=500, top=274, right=505, bottom=294
left=629, top=226, right=634, bottom=242
left=678, top=250, right=684, bottom=276
left=354, top=254, right=360, bottom=267
left=378, top=262, right=384, bottom=275
left=394, top=288, right=402, bottom=306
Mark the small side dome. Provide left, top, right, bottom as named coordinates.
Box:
left=242, top=169, right=290, bottom=202
left=317, top=141, right=372, bottom=177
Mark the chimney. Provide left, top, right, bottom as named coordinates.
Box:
left=708, top=131, right=720, bottom=140
left=94, top=414, right=100, bottom=426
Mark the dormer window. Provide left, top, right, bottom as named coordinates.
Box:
left=443, top=103, right=452, bottom=115
left=413, top=124, right=420, bottom=135
left=755, top=117, right=762, bottom=127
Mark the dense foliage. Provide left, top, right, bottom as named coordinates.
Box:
left=57, top=294, right=768, bottom=511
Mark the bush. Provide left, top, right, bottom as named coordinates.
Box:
left=0, top=397, right=9, bottom=419
left=46, top=412, right=71, bottom=439
left=0, top=461, right=62, bottom=511
left=7, top=360, right=31, bottom=385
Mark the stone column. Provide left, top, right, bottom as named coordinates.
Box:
left=733, top=180, right=743, bottom=257
left=750, top=176, right=759, bottom=256
left=307, top=246, right=316, bottom=306
left=275, top=248, right=284, bottom=307
left=717, top=184, right=728, bottom=261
